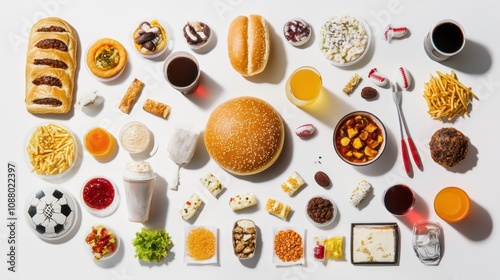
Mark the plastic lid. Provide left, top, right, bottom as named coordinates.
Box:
left=434, top=187, right=470, bottom=222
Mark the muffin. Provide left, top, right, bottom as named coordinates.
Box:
left=429, top=127, right=469, bottom=167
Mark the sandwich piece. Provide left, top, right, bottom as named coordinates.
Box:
left=199, top=172, right=224, bottom=197
left=265, top=198, right=291, bottom=220
left=180, top=193, right=203, bottom=221
left=25, top=17, right=77, bottom=114
left=229, top=192, right=257, bottom=210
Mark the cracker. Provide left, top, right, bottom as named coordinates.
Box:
left=119, top=78, right=145, bottom=114
left=343, top=74, right=362, bottom=94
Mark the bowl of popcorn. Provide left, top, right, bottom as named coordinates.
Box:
left=319, top=15, right=371, bottom=67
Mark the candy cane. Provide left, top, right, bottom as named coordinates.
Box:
left=368, top=68, right=388, bottom=87
left=383, top=24, right=409, bottom=41
left=295, top=124, right=316, bottom=137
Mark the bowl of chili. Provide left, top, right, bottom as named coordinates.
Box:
left=333, top=111, right=386, bottom=166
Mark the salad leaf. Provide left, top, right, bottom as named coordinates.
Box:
left=132, top=228, right=172, bottom=262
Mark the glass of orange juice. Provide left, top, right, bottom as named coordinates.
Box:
left=434, top=186, right=470, bottom=223
left=286, top=66, right=323, bottom=107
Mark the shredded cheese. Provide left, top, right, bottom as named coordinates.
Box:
left=186, top=227, right=216, bottom=261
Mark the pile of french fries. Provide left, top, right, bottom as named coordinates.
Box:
left=423, top=70, right=478, bottom=121
left=26, top=123, right=76, bottom=175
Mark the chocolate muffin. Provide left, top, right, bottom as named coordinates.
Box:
left=429, top=127, right=469, bottom=167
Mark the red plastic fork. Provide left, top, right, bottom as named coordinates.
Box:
left=392, top=83, right=415, bottom=173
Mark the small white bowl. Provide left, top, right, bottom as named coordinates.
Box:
left=319, top=15, right=371, bottom=67
left=305, top=195, right=337, bottom=227
left=131, top=17, right=172, bottom=58
left=84, top=224, right=120, bottom=261
left=81, top=177, right=119, bottom=217
left=119, top=121, right=151, bottom=154
left=333, top=111, right=387, bottom=166
left=182, top=21, right=213, bottom=50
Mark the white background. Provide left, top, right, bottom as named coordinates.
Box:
left=1, top=0, right=498, bottom=279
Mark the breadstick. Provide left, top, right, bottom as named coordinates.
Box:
left=119, top=78, right=145, bottom=114
left=142, top=98, right=171, bottom=118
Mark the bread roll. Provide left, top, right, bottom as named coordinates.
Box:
left=227, top=15, right=270, bottom=76
left=204, top=96, right=284, bottom=175
left=25, top=17, right=77, bottom=114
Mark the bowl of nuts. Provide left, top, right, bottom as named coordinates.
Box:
left=305, top=195, right=337, bottom=227
left=333, top=111, right=386, bottom=166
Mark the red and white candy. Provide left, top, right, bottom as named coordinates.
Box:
left=396, top=67, right=412, bottom=90
left=368, top=68, right=388, bottom=87
left=295, top=124, right=316, bottom=137
left=382, top=24, right=408, bottom=42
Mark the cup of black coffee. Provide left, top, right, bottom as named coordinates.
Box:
left=424, top=19, right=465, bottom=61
left=163, top=51, right=200, bottom=94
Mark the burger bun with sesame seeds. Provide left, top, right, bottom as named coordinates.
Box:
left=204, top=96, right=285, bottom=175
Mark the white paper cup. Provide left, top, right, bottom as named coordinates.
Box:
left=424, top=19, right=465, bottom=61
left=123, top=176, right=156, bottom=222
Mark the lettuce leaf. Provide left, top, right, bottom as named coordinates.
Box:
left=132, top=228, right=172, bottom=262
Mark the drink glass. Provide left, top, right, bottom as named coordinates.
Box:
left=164, top=51, right=200, bottom=94
left=412, top=220, right=442, bottom=265
left=434, top=186, right=470, bottom=223
left=424, top=19, right=465, bottom=61
left=285, top=66, right=322, bottom=107
left=383, top=184, right=415, bottom=216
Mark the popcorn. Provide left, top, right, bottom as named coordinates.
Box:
left=320, top=15, right=369, bottom=64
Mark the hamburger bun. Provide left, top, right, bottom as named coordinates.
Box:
left=204, top=96, right=284, bottom=175
left=429, top=127, right=469, bottom=167
left=227, top=14, right=270, bottom=76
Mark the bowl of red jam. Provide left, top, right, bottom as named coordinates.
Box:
left=81, top=177, right=119, bottom=217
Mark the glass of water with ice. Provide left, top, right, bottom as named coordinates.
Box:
left=412, top=221, right=443, bottom=265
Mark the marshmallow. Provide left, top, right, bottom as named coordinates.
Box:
left=382, top=25, right=408, bottom=42
left=368, top=68, right=388, bottom=87
left=396, top=67, right=412, bottom=90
